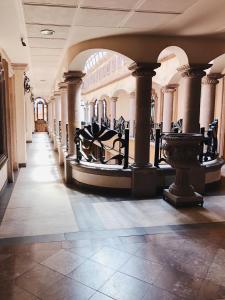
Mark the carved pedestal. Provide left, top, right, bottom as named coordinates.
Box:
left=163, top=133, right=204, bottom=207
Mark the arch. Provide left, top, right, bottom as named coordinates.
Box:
left=112, top=89, right=130, bottom=98
left=208, top=54, right=225, bottom=74
left=67, top=34, right=225, bottom=74
left=157, top=46, right=188, bottom=66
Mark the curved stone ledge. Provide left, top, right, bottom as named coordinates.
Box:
left=70, top=158, right=223, bottom=193
left=71, top=161, right=132, bottom=189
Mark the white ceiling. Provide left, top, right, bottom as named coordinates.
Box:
left=2, top=0, right=225, bottom=98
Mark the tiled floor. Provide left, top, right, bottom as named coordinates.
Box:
left=1, top=229, right=225, bottom=299
left=1, top=133, right=225, bottom=299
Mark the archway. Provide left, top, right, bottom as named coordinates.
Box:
left=34, top=97, right=48, bottom=132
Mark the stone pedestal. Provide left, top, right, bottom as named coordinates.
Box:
left=132, top=166, right=157, bottom=197
left=162, top=133, right=204, bottom=207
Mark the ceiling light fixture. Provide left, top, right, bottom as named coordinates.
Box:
left=40, top=29, right=55, bottom=36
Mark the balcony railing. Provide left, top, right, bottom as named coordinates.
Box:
left=75, top=122, right=129, bottom=169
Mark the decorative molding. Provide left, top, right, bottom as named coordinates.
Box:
left=162, top=84, right=178, bottom=94
left=11, top=63, right=28, bottom=71
left=129, top=62, right=160, bottom=77
left=177, top=64, right=211, bottom=79
left=64, top=71, right=85, bottom=85
left=202, top=73, right=224, bottom=85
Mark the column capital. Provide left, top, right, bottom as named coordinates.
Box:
left=110, top=96, right=118, bottom=103
left=129, top=92, right=135, bottom=98
left=129, top=62, right=161, bottom=77
left=162, top=84, right=178, bottom=94
left=202, top=73, right=224, bottom=85
left=58, top=82, right=68, bottom=90
left=54, top=91, right=61, bottom=97
left=11, top=63, right=28, bottom=71
left=177, top=64, right=211, bottom=79
left=64, top=71, right=85, bottom=85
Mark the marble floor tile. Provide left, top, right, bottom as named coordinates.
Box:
left=15, top=264, right=64, bottom=298
left=91, top=246, right=131, bottom=269
left=0, top=255, right=38, bottom=280
left=40, top=276, right=95, bottom=300
left=68, top=259, right=115, bottom=290
left=41, top=249, right=85, bottom=275
left=100, top=271, right=150, bottom=300
left=119, top=255, right=163, bottom=284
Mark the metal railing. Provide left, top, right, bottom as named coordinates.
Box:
left=75, top=122, right=129, bottom=169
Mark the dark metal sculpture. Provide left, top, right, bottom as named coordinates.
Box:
left=171, top=119, right=183, bottom=133
left=114, top=116, right=129, bottom=135
left=199, top=119, right=218, bottom=163
left=24, top=72, right=31, bottom=94
left=75, top=122, right=129, bottom=169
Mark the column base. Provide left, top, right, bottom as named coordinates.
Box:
left=163, top=189, right=204, bottom=207
left=64, top=155, right=75, bottom=184
left=59, top=145, right=66, bottom=166
left=53, top=134, right=57, bottom=151
left=131, top=166, right=157, bottom=198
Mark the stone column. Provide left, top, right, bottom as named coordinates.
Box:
left=200, top=73, right=223, bottom=129
left=89, top=102, right=95, bottom=123
left=25, top=93, right=33, bottom=143
left=11, top=63, right=28, bottom=167
left=64, top=71, right=85, bottom=183
left=128, top=92, right=136, bottom=137
left=64, top=71, right=85, bottom=156
left=110, top=97, right=117, bottom=129
left=162, top=85, right=177, bottom=132
left=84, top=103, right=89, bottom=123
left=177, top=64, right=211, bottom=133
left=129, top=62, right=160, bottom=197
left=58, top=82, right=67, bottom=165
left=98, top=99, right=104, bottom=124
left=54, top=91, right=61, bottom=138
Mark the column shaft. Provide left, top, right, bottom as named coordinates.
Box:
left=59, top=83, right=67, bottom=146
left=129, top=62, right=160, bottom=167
left=200, top=74, right=223, bottom=129
left=178, top=64, right=211, bottom=133
left=128, top=92, right=136, bottom=137
left=12, top=64, right=28, bottom=167
left=162, top=86, right=176, bottom=132
left=110, top=97, right=117, bottom=129
left=64, top=71, right=85, bottom=156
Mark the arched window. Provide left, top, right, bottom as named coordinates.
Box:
left=34, top=98, right=47, bottom=122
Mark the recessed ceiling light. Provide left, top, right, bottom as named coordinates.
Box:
left=40, top=29, right=55, bottom=36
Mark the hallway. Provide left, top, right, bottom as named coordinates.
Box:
left=1, top=133, right=225, bottom=239
left=0, top=133, right=78, bottom=237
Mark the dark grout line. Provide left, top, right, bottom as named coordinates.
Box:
left=1, top=221, right=225, bottom=247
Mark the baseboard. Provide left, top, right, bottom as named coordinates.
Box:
left=18, top=163, right=26, bottom=168
left=26, top=140, right=32, bottom=143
